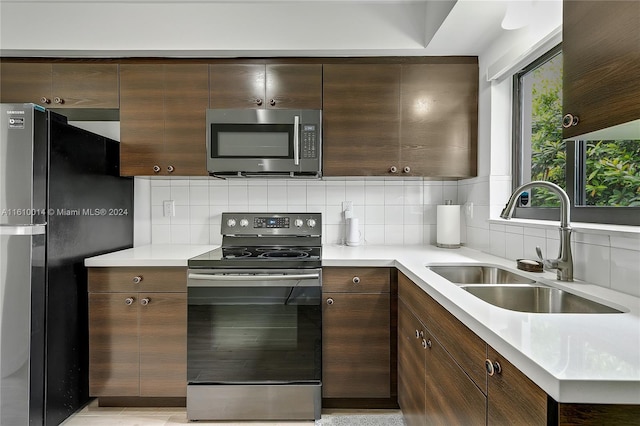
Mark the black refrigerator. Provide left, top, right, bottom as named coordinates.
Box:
left=0, top=103, right=134, bottom=425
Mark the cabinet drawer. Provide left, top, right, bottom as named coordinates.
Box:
left=398, top=272, right=487, bottom=393
left=88, top=267, right=187, bottom=293
left=323, top=267, right=390, bottom=293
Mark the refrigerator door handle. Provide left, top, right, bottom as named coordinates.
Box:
left=0, top=225, right=46, bottom=235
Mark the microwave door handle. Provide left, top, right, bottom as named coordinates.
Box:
left=293, top=115, right=300, bottom=166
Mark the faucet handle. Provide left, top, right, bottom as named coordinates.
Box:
left=536, top=245, right=559, bottom=270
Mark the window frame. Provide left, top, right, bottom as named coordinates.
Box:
left=512, top=44, right=640, bottom=226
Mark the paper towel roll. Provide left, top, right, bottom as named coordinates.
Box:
left=436, top=204, right=461, bottom=248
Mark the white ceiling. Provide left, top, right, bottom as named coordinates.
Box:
left=0, top=0, right=561, bottom=57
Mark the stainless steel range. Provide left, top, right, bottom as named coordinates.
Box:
left=186, top=212, right=322, bottom=421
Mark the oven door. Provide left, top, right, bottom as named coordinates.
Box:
left=186, top=268, right=322, bottom=385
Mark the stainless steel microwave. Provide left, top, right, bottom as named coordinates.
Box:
left=206, top=109, right=322, bottom=178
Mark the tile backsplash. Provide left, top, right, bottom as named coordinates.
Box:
left=146, top=177, right=459, bottom=246
left=459, top=176, right=640, bottom=297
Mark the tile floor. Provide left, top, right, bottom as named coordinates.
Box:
left=61, top=400, right=405, bottom=425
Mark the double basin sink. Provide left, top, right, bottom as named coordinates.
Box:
left=427, top=265, right=622, bottom=314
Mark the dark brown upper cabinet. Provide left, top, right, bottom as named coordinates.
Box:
left=323, top=60, right=478, bottom=177
left=562, top=0, right=640, bottom=139
left=209, top=63, right=322, bottom=110
left=120, top=64, right=209, bottom=176
left=0, top=62, right=119, bottom=108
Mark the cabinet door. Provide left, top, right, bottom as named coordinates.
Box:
left=424, top=329, right=486, bottom=425
left=265, top=64, right=322, bottom=109
left=487, top=346, right=547, bottom=425
left=398, top=301, right=427, bottom=426
left=139, top=293, right=187, bottom=397
left=563, top=0, right=640, bottom=138
left=52, top=64, right=119, bottom=108
left=210, top=64, right=265, bottom=109
left=0, top=63, right=52, bottom=104
left=120, top=64, right=166, bottom=176
left=400, top=63, right=478, bottom=178
left=89, top=293, right=139, bottom=397
left=323, top=64, right=400, bottom=176
left=163, top=64, right=209, bottom=176
left=322, top=292, right=390, bottom=398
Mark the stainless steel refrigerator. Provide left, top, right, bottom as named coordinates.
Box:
left=0, top=103, right=133, bottom=425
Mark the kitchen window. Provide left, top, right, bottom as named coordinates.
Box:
left=512, top=44, right=640, bottom=226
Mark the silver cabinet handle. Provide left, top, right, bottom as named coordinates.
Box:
left=167, top=165, right=175, bottom=173
left=125, top=297, right=134, bottom=305
left=255, top=98, right=263, bottom=106
left=153, top=165, right=161, bottom=173
left=403, top=166, right=411, bottom=173
left=422, top=338, right=432, bottom=349
left=40, top=97, right=51, bottom=104
left=390, top=166, right=398, bottom=173
left=132, top=276, right=142, bottom=284
left=352, top=276, right=360, bottom=284
left=141, top=297, right=150, bottom=306
left=485, top=359, right=502, bottom=376
left=562, top=113, right=579, bottom=128
left=54, top=97, right=64, bottom=104
left=326, top=298, right=334, bottom=305
left=293, top=115, right=300, bottom=166
left=269, top=99, right=276, bottom=106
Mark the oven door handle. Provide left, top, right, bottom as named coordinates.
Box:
left=188, top=272, right=320, bottom=281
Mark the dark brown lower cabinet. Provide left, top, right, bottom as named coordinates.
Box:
left=321, top=267, right=395, bottom=405
left=398, top=299, right=427, bottom=426
left=322, top=292, right=391, bottom=398
left=88, top=268, right=187, bottom=403
left=399, top=299, right=485, bottom=426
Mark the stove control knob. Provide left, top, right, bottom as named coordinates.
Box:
left=227, top=218, right=237, bottom=227
left=240, top=219, right=249, bottom=227
left=294, top=219, right=304, bottom=228
left=307, top=218, right=317, bottom=228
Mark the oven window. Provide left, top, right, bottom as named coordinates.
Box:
left=187, top=286, right=321, bottom=384
left=211, top=124, right=293, bottom=158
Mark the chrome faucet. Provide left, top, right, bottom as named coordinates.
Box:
left=500, top=181, right=573, bottom=281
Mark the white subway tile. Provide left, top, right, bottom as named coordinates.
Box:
left=326, top=185, right=346, bottom=206
left=151, top=186, right=171, bottom=206
left=364, top=225, right=385, bottom=244
left=325, top=205, right=344, bottom=225
left=345, top=183, right=366, bottom=205
left=151, top=224, right=171, bottom=244
left=267, top=185, right=288, bottom=205
left=210, top=185, right=230, bottom=204
left=403, top=184, right=423, bottom=205
left=365, top=185, right=385, bottom=205
left=523, top=235, right=546, bottom=260
left=170, top=225, right=191, bottom=244
left=307, top=185, right=326, bottom=205
left=170, top=186, right=190, bottom=205
left=403, top=205, right=424, bottom=225
left=424, top=224, right=436, bottom=245
left=505, top=233, right=524, bottom=260
left=573, top=242, right=611, bottom=287
left=403, top=225, right=423, bottom=245
left=385, top=225, right=404, bottom=244
left=423, top=183, right=444, bottom=206
left=385, top=205, right=404, bottom=225
left=169, top=178, right=190, bottom=187
left=287, top=185, right=307, bottom=205
left=365, top=206, right=385, bottom=225
left=189, top=206, right=210, bottom=225
left=248, top=185, right=268, bottom=205
left=189, top=223, right=210, bottom=244
left=189, top=186, right=209, bottom=206
left=610, top=235, right=640, bottom=251
left=151, top=205, right=170, bottom=225
left=171, top=205, right=190, bottom=225
left=209, top=226, right=223, bottom=245
left=384, top=185, right=403, bottom=205
left=489, top=229, right=506, bottom=258
left=325, top=224, right=343, bottom=245
left=610, top=248, right=640, bottom=297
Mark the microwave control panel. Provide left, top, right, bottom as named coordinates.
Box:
left=301, top=124, right=318, bottom=159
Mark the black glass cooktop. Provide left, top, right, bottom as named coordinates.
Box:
left=188, top=246, right=321, bottom=269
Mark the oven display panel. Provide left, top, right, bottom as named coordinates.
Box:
left=254, top=217, right=290, bottom=228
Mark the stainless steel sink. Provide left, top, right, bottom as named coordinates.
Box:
left=427, top=265, right=537, bottom=285
left=462, top=285, right=623, bottom=314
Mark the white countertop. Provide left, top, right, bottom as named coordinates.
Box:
left=85, top=243, right=640, bottom=405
